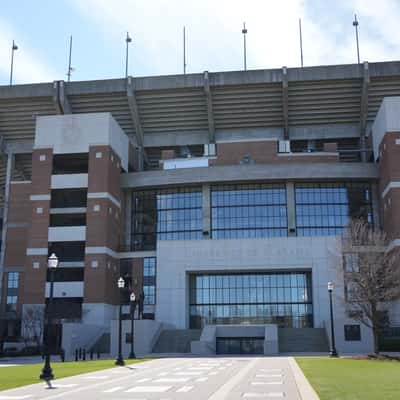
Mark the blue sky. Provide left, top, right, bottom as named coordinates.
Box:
left=0, top=0, right=399, bottom=85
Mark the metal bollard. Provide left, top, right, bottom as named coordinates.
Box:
left=75, top=349, right=78, bottom=361
left=82, top=348, right=86, bottom=361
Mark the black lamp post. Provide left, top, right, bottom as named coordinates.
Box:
left=328, top=281, right=338, bottom=357
left=40, top=253, right=58, bottom=384
left=128, top=291, right=136, bottom=359
left=115, top=277, right=125, bottom=366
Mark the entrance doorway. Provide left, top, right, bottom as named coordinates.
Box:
left=216, top=337, right=264, bottom=355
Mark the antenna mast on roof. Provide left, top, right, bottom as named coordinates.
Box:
left=125, top=32, right=132, bottom=78
left=9, top=40, right=18, bottom=86
left=299, top=18, right=304, bottom=67
left=242, top=22, right=248, bottom=71
left=66, top=36, right=74, bottom=82
left=353, top=14, right=360, bottom=64
left=183, top=26, right=187, bottom=75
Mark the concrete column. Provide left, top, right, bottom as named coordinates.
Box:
left=371, top=182, right=381, bottom=229
left=202, top=184, right=211, bottom=237
left=286, top=182, right=296, bottom=237
left=264, top=324, right=279, bottom=355
left=0, top=153, right=14, bottom=301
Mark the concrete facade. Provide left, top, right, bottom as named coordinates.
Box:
left=155, top=237, right=375, bottom=354
left=1, top=62, right=400, bottom=356
left=35, top=113, right=130, bottom=171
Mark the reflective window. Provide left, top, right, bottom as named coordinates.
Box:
left=156, top=189, right=202, bottom=240
left=5, top=272, right=19, bottom=313
left=7, top=272, right=19, bottom=289
left=211, top=184, right=288, bottom=239
left=189, top=271, right=312, bottom=329
left=295, top=182, right=373, bottom=236
left=344, top=253, right=359, bottom=272
left=131, top=190, right=157, bottom=251
left=344, top=324, right=361, bottom=341
left=131, top=188, right=202, bottom=251
left=143, top=257, right=156, bottom=305
left=6, top=295, right=17, bottom=312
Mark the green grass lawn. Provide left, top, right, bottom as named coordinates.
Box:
left=296, top=357, right=400, bottom=400
left=0, top=358, right=148, bottom=391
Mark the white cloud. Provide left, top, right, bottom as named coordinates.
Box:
left=71, top=0, right=400, bottom=76
left=1, top=0, right=397, bottom=85
left=69, top=0, right=323, bottom=74
left=0, top=18, right=58, bottom=84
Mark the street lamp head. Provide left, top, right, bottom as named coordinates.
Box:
left=328, top=281, right=334, bottom=292
left=48, top=253, right=59, bottom=269
left=130, top=292, right=136, bottom=302
left=117, top=277, right=125, bottom=288
left=12, top=41, right=18, bottom=51
left=126, top=32, right=132, bottom=43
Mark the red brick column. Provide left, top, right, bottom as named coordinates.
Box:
left=84, top=145, right=122, bottom=305
left=379, top=132, right=400, bottom=241
left=0, top=182, right=31, bottom=316
left=24, top=148, right=53, bottom=304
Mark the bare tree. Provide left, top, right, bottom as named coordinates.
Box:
left=342, top=219, right=400, bottom=353
left=22, top=306, right=45, bottom=349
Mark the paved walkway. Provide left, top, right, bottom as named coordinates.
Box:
left=0, top=356, right=319, bottom=399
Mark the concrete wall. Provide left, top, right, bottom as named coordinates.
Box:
left=62, top=322, right=106, bottom=358
left=156, top=236, right=374, bottom=353
left=110, top=319, right=162, bottom=357
left=35, top=113, right=129, bottom=171
left=372, top=96, right=400, bottom=161
left=50, top=174, right=88, bottom=189
left=121, top=163, right=379, bottom=189
left=82, top=303, right=116, bottom=325
left=48, top=226, right=86, bottom=242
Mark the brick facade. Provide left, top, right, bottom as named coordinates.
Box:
left=210, top=140, right=339, bottom=166
left=378, top=132, right=400, bottom=241
left=84, top=145, right=122, bottom=304
left=22, top=149, right=53, bottom=304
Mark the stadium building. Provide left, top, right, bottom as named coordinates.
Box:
left=0, top=61, right=400, bottom=356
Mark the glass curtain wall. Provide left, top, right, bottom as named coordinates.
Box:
left=130, top=181, right=374, bottom=249
left=143, top=257, right=156, bottom=305
left=6, top=272, right=19, bottom=313
left=131, top=187, right=202, bottom=251
left=211, top=183, right=288, bottom=239
left=295, top=182, right=373, bottom=236
left=189, top=271, right=313, bottom=329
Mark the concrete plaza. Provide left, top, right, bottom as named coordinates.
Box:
left=0, top=356, right=318, bottom=399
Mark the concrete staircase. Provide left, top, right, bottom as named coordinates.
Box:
left=278, top=328, right=329, bottom=353
left=152, top=329, right=201, bottom=353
